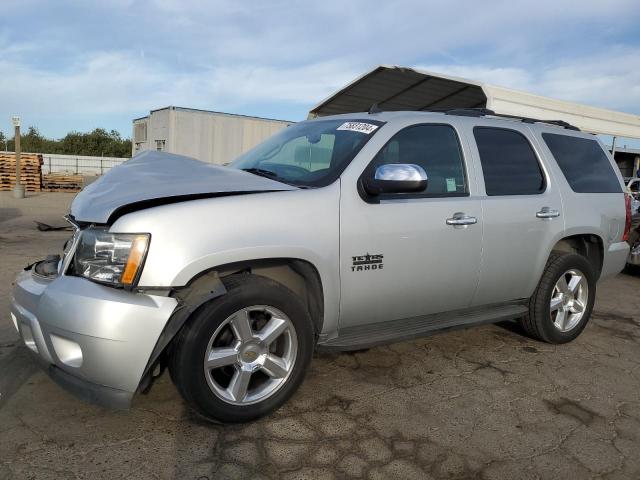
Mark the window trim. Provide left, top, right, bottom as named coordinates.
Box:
left=473, top=126, right=547, bottom=197
left=358, top=122, right=470, bottom=204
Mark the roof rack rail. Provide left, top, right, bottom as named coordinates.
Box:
left=433, top=107, right=580, bottom=131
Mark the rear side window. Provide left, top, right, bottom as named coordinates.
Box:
left=474, top=127, right=545, bottom=196
left=542, top=133, right=622, bottom=193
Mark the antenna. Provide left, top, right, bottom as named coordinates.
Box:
left=368, top=103, right=383, bottom=114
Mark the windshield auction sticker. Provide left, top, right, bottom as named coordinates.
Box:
left=337, top=122, right=379, bottom=134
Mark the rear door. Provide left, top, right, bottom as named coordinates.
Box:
left=465, top=124, right=565, bottom=306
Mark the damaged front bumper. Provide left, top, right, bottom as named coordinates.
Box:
left=11, top=264, right=177, bottom=409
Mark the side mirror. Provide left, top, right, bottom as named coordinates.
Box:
left=363, top=164, right=428, bottom=195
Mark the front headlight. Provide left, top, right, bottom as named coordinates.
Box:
left=73, top=228, right=150, bottom=287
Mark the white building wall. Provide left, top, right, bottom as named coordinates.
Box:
left=132, top=117, right=149, bottom=151
left=132, top=107, right=290, bottom=165
left=150, top=108, right=171, bottom=152
left=485, top=85, right=640, bottom=138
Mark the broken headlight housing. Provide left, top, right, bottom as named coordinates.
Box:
left=72, top=228, right=150, bottom=287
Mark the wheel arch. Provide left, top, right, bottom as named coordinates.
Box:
left=210, top=258, right=325, bottom=335
left=551, top=233, right=604, bottom=279
left=138, top=257, right=325, bottom=393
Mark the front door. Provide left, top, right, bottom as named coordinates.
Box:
left=339, top=123, right=483, bottom=328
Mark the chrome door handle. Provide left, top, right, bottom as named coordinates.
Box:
left=446, top=213, right=478, bottom=226
left=536, top=207, right=560, bottom=219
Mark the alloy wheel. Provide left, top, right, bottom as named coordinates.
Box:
left=550, top=269, right=588, bottom=332
left=203, top=305, right=297, bottom=405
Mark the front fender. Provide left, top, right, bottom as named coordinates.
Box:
left=170, top=246, right=338, bottom=336
left=109, top=186, right=341, bottom=336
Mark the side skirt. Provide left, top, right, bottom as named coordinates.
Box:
left=317, top=301, right=528, bottom=351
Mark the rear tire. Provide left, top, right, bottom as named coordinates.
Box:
left=169, top=274, right=314, bottom=423
left=625, top=228, right=640, bottom=272
left=521, top=252, right=596, bottom=344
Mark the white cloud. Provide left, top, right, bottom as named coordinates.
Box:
left=1, top=0, right=639, bottom=137
left=0, top=51, right=360, bottom=119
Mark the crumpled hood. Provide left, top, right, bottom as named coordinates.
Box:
left=70, top=150, right=296, bottom=224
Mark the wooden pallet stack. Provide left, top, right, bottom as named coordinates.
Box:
left=42, top=173, right=83, bottom=192
left=0, top=153, right=43, bottom=192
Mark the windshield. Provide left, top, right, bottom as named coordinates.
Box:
left=230, top=119, right=384, bottom=187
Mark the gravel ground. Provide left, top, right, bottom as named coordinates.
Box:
left=1, top=192, right=639, bottom=480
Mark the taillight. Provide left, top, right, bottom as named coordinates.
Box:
left=623, top=193, right=632, bottom=242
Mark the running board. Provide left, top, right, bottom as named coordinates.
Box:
left=317, top=303, right=528, bottom=351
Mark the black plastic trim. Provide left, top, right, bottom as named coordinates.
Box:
left=318, top=301, right=528, bottom=351
left=138, top=274, right=228, bottom=388
left=47, top=364, right=132, bottom=410
left=437, top=107, right=580, bottom=131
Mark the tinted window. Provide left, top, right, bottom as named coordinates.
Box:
left=542, top=133, right=622, bottom=193
left=368, top=124, right=467, bottom=196
left=474, top=127, right=545, bottom=196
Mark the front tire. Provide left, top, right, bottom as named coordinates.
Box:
left=521, top=252, right=596, bottom=344
left=169, top=274, right=314, bottom=423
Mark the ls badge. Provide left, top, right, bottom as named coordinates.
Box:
left=351, top=253, right=384, bottom=272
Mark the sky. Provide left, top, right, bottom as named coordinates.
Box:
left=1, top=0, right=639, bottom=146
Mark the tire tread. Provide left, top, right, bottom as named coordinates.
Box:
left=521, top=251, right=595, bottom=344
left=168, top=273, right=313, bottom=423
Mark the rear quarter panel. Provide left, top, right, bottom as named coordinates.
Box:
left=528, top=127, right=627, bottom=281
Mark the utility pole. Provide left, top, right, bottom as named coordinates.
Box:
left=12, top=116, right=25, bottom=199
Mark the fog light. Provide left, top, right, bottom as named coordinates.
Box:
left=10, top=312, right=18, bottom=333
left=50, top=334, right=83, bottom=368
left=21, top=324, right=38, bottom=353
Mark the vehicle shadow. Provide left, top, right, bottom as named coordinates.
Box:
left=0, top=343, right=38, bottom=410
left=494, top=319, right=529, bottom=338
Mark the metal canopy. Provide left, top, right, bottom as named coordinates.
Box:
left=309, top=65, right=640, bottom=139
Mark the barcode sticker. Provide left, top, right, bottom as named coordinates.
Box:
left=337, top=122, right=379, bottom=134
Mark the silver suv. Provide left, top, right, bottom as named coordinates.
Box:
left=11, top=109, right=630, bottom=422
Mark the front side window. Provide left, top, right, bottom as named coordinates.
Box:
left=474, top=127, right=545, bottom=196
left=230, top=119, right=384, bottom=187
left=542, top=133, right=622, bottom=193
left=365, top=124, right=467, bottom=196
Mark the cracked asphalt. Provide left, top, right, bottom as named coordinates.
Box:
left=1, top=192, right=640, bottom=479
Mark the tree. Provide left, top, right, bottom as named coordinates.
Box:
left=58, top=128, right=131, bottom=157
left=2, top=126, right=132, bottom=157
